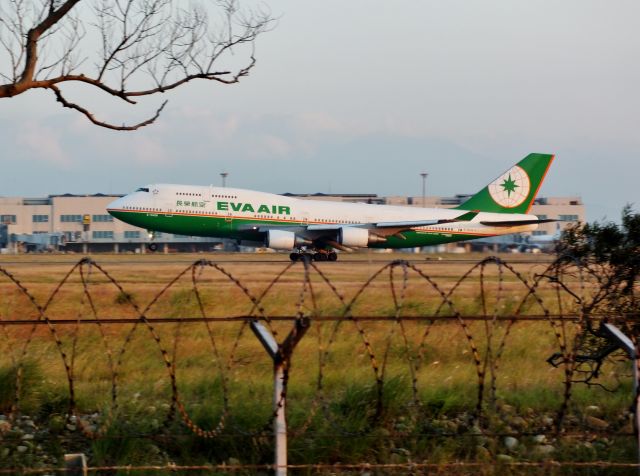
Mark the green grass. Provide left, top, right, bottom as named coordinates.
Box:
left=0, top=255, right=635, bottom=473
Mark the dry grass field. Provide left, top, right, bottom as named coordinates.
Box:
left=0, top=252, right=635, bottom=474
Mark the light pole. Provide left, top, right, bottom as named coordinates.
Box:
left=220, top=172, right=228, bottom=188
left=420, top=172, right=428, bottom=207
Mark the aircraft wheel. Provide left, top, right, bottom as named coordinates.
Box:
left=290, top=253, right=300, bottom=262
left=314, top=253, right=327, bottom=262
left=148, top=243, right=158, bottom=252
left=328, top=252, right=338, bottom=262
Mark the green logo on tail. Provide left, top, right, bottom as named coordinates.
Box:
left=488, top=165, right=530, bottom=208
left=456, top=153, right=554, bottom=214
left=501, top=175, right=518, bottom=196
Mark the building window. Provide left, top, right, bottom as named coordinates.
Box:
left=532, top=231, right=548, bottom=236
left=32, top=215, right=49, bottom=223
left=537, top=214, right=547, bottom=220
left=1, top=215, right=16, bottom=224
left=559, top=214, right=579, bottom=222
left=92, top=231, right=114, bottom=239
left=124, top=231, right=140, bottom=239
left=60, top=214, right=82, bottom=223
left=92, top=214, right=114, bottom=222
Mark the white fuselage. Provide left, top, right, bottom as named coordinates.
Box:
left=107, top=184, right=539, bottom=249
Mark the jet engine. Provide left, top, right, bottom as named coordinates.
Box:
left=338, top=227, right=386, bottom=248
left=266, top=229, right=309, bottom=250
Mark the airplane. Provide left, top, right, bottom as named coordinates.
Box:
left=107, top=153, right=555, bottom=261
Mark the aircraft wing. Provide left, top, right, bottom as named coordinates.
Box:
left=250, top=210, right=480, bottom=234
left=304, top=211, right=480, bottom=239
left=374, top=210, right=479, bottom=228
left=366, top=210, right=480, bottom=237
left=249, top=211, right=482, bottom=249
left=305, top=210, right=479, bottom=232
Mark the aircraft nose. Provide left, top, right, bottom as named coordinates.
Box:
left=107, top=196, right=126, bottom=214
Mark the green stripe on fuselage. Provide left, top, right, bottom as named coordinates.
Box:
left=109, top=210, right=486, bottom=248
left=109, top=210, right=303, bottom=240
left=369, top=231, right=481, bottom=248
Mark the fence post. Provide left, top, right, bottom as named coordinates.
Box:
left=602, top=324, right=639, bottom=475
left=273, top=360, right=287, bottom=476
left=64, top=453, right=87, bottom=475
left=251, top=318, right=310, bottom=476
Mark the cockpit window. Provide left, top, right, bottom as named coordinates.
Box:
left=135, top=187, right=150, bottom=192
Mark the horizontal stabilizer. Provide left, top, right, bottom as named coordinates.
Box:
left=480, top=218, right=557, bottom=227
left=450, top=210, right=480, bottom=222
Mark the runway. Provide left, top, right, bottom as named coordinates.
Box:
left=0, top=253, right=555, bottom=266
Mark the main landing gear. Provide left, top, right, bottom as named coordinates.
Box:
left=146, top=230, right=158, bottom=252
left=289, top=249, right=338, bottom=262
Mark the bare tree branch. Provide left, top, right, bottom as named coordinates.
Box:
left=0, top=0, right=273, bottom=131
left=51, top=83, right=167, bottom=130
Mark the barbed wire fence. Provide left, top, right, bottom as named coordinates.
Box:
left=0, top=256, right=638, bottom=474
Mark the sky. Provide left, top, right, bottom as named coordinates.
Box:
left=1, top=0, right=639, bottom=221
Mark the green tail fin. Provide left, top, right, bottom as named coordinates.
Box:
left=456, top=153, right=554, bottom=214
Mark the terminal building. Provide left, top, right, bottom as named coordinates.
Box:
left=0, top=194, right=222, bottom=253
left=0, top=193, right=585, bottom=253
